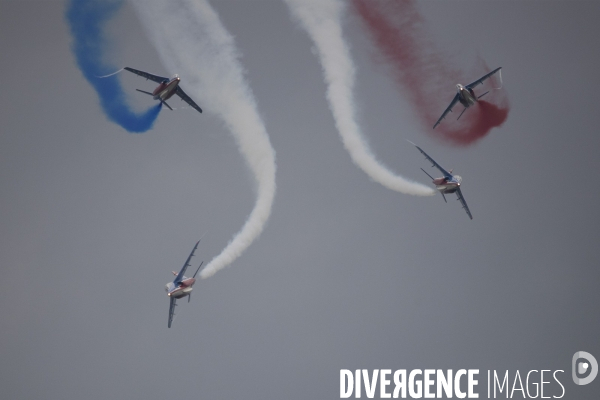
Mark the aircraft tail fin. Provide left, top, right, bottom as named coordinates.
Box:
left=135, top=89, right=153, bottom=96
left=457, top=107, right=468, bottom=120
left=477, top=91, right=490, bottom=99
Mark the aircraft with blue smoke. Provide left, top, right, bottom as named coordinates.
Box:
left=166, top=240, right=204, bottom=328
left=409, top=141, right=473, bottom=220
left=433, top=67, right=502, bottom=129
left=124, top=67, right=203, bottom=114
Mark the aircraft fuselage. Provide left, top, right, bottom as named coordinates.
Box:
left=457, top=84, right=477, bottom=108
left=165, top=276, right=196, bottom=299
left=433, top=175, right=462, bottom=194
left=152, top=77, right=181, bottom=101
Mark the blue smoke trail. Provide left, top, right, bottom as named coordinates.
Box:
left=66, top=0, right=161, bottom=133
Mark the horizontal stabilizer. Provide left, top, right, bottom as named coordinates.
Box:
left=420, top=167, right=434, bottom=180
left=162, top=101, right=173, bottom=111
left=477, top=91, right=490, bottom=99
left=135, top=89, right=153, bottom=96
left=192, top=261, right=204, bottom=279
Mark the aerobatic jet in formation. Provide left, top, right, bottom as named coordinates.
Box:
left=124, top=67, right=203, bottom=114
left=433, top=67, right=502, bottom=129
left=166, top=240, right=204, bottom=328
left=409, top=141, right=473, bottom=220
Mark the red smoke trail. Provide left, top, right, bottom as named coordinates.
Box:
left=352, top=0, right=509, bottom=146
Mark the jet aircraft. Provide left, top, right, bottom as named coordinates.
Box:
left=124, top=67, right=203, bottom=114
left=409, top=141, right=473, bottom=220
left=166, top=240, right=204, bottom=328
left=433, top=67, right=502, bottom=129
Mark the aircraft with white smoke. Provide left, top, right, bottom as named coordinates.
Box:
left=433, top=67, right=502, bottom=129
left=409, top=141, right=473, bottom=220
left=165, top=240, right=204, bottom=328
left=124, top=67, right=203, bottom=114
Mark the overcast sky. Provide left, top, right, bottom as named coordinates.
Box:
left=1, top=1, right=599, bottom=399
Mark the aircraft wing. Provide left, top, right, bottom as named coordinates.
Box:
left=433, top=93, right=460, bottom=129
left=124, top=67, right=169, bottom=84
left=174, top=240, right=200, bottom=285
left=175, top=87, right=203, bottom=114
left=456, top=188, right=473, bottom=220
left=168, top=297, right=176, bottom=328
left=465, top=67, right=502, bottom=90
left=410, top=143, right=454, bottom=180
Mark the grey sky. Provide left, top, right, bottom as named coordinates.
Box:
left=1, top=1, right=599, bottom=399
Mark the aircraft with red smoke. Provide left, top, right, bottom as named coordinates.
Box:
left=409, top=141, right=473, bottom=220
left=124, top=67, right=203, bottom=114
left=433, top=67, right=502, bottom=129
left=165, top=240, right=204, bottom=328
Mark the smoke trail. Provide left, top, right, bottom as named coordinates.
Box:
left=352, top=0, right=509, bottom=146
left=284, top=0, right=433, bottom=196
left=131, top=0, right=276, bottom=278
left=66, top=0, right=161, bottom=133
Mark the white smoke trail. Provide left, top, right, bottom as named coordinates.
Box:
left=94, top=68, right=124, bottom=78
left=131, top=0, right=276, bottom=278
left=283, top=0, right=434, bottom=196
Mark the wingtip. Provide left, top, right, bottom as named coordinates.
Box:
left=406, top=139, right=417, bottom=146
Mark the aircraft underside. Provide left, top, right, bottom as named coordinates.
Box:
left=437, top=184, right=459, bottom=194
left=157, top=86, right=178, bottom=101
left=169, top=286, right=193, bottom=299
left=459, top=92, right=477, bottom=108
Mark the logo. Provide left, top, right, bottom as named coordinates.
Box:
left=572, top=351, right=598, bottom=385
